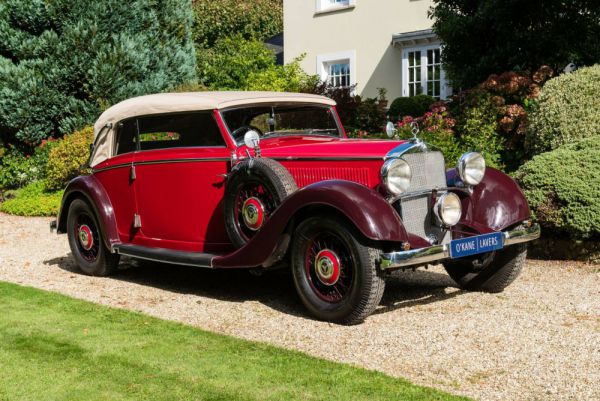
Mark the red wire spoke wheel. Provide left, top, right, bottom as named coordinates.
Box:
left=291, top=215, right=385, bottom=325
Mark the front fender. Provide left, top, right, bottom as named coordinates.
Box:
left=57, top=175, right=120, bottom=250
left=213, top=180, right=407, bottom=268
left=447, top=167, right=531, bottom=233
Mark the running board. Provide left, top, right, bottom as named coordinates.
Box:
left=113, top=244, right=216, bottom=268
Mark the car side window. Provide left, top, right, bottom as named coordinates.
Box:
left=114, top=112, right=225, bottom=155
left=137, top=112, right=225, bottom=151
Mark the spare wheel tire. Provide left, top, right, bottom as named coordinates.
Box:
left=224, top=158, right=297, bottom=248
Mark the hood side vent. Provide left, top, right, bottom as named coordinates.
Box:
left=287, top=167, right=370, bottom=188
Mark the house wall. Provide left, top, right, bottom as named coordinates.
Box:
left=284, top=0, right=435, bottom=100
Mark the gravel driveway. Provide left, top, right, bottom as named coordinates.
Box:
left=0, top=213, right=598, bottom=401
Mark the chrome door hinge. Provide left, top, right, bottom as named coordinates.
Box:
left=133, top=213, right=142, bottom=229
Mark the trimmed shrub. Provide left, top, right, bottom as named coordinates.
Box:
left=387, top=95, right=435, bottom=121
left=45, top=127, right=94, bottom=190
left=514, top=136, right=600, bottom=240
left=198, top=35, right=277, bottom=89
left=525, top=65, right=600, bottom=155
left=0, top=181, right=62, bottom=217
left=0, top=0, right=196, bottom=147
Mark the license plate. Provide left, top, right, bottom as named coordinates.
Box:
left=449, top=232, right=504, bottom=259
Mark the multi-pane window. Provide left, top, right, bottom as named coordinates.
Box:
left=407, top=50, right=422, bottom=97
left=327, top=62, right=351, bottom=87
left=403, top=46, right=447, bottom=100
left=427, top=48, right=441, bottom=98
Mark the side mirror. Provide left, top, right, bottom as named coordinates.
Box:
left=385, top=121, right=397, bottom=138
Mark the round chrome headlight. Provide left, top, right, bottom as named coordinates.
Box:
left=434, top=192, right=462, bottom=227
left=381, top=158, right=412, bottom=196
left=457, top=152, right=486, bottom=186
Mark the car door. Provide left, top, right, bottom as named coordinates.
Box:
left=92, top=120, right=138, bottom=243
left=131, top=111, right=232, bottom=253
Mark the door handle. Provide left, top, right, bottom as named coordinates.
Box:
left=130, top=165, right=136, bottom=181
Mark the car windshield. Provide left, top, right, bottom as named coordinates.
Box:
left=221, top=103, right=342, bottom=145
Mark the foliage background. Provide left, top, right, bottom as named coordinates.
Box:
left=0, top=0, right=197, bottom=147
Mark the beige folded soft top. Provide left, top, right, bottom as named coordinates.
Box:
left=90, top=91, right=336, bottom=167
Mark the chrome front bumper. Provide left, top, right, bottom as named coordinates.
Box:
left=380, top=223, right=541, bottom=270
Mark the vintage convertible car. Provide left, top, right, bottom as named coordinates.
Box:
left=51, top=91, right=540, bottom=324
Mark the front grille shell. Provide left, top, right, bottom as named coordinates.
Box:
left=393, top=151, right=450, bottom=244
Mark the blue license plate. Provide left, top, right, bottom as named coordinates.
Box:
left=449, top=232, right=504, bottom=259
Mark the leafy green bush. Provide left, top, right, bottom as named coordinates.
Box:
left=0, top=181, right=62, bottom=217
left=198, top=35, right=277, bottom=89
left=0, top=142, right=58, bottom=190
left=514, top=136, right=600, bottom=240
left=0, top=0, right=196, bottom=146
left=452, top=92, right=503, bottom=169
left=525, top=65, right=600, bottom=155
left=193, top=0, right=282, bottom=48
left=387, top=95, right=435, bottom=121
left=45, top=127, right=94, bottom=191
left=245, top=57, right=315, bottom=92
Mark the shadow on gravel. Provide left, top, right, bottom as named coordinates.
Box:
left=44, top=255, right=464, bottom=320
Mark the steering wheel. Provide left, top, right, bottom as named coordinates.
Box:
left=232, top=125, right=263, bottom=142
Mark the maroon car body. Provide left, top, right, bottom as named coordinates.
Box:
left=53, top=92, right=540, bottom=324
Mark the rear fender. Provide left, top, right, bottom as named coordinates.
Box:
left=57, top=175, right=119, bottom=250
left=213, top=180, right=408, bottom=268
left=447, top=167, right=531, bottom=233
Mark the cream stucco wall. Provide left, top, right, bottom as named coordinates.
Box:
left=284, top=0, right=435, bottom=100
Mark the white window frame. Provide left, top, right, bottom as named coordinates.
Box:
left=317, top=50, right=357, bottom=89
left=315, top=0, right=355, bottom=13
left=401, top=44, right=449, bottom=100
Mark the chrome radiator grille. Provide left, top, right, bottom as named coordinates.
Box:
left=396, top=151, right=449, bottom=244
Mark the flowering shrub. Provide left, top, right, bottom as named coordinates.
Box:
left=0, top=141, right=58, bottom=190
left=45, top=126, right=94, bottom=191
left=396, top=103, right=463, bottom=166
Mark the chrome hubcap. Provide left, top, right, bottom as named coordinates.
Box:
left=78, top=224, right=94, bottom=251
left=314, top=249, right=340, bottom=286
left=242, top=197, right=265, bottom=231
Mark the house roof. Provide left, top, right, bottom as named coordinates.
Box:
left=392, top=29, right=438, bottom=47
left=90, top=91, right=335, bottom=167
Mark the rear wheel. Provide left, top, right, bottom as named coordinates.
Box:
left=443, top=244, right=527, bottom=293
left=291, top=216, right=385, bottom=325
left=67, top=199, right=119, bottom=276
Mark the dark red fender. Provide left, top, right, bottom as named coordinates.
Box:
left=56, top=175, right=120, bottom=250
left=447, top=167, right=531, bottom=233
left=212, top=180, right=408, bottom=268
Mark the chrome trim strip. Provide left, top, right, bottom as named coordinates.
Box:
left=380, top=223, right=540, bottom=270
left=93, top=157, right=230, bottom=173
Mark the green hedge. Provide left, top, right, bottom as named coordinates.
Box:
left=515, top=136, right=600, bottom=240
left=0, top=181, right=62, bottom=217
left=526, top=64, right=600, bottom=155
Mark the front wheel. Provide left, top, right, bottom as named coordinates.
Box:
left=67, top=199, right=120, bottom=276
left=443, top=243, right=527, bottom=293
left=291, top=216, right=385, bottom=325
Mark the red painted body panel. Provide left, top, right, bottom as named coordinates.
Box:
left=213, top=180, right=408, bottom=268
left=447, top=167, right=531, bottom=233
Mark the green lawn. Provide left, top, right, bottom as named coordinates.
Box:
left=0, top=282, right=470, bottom=401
